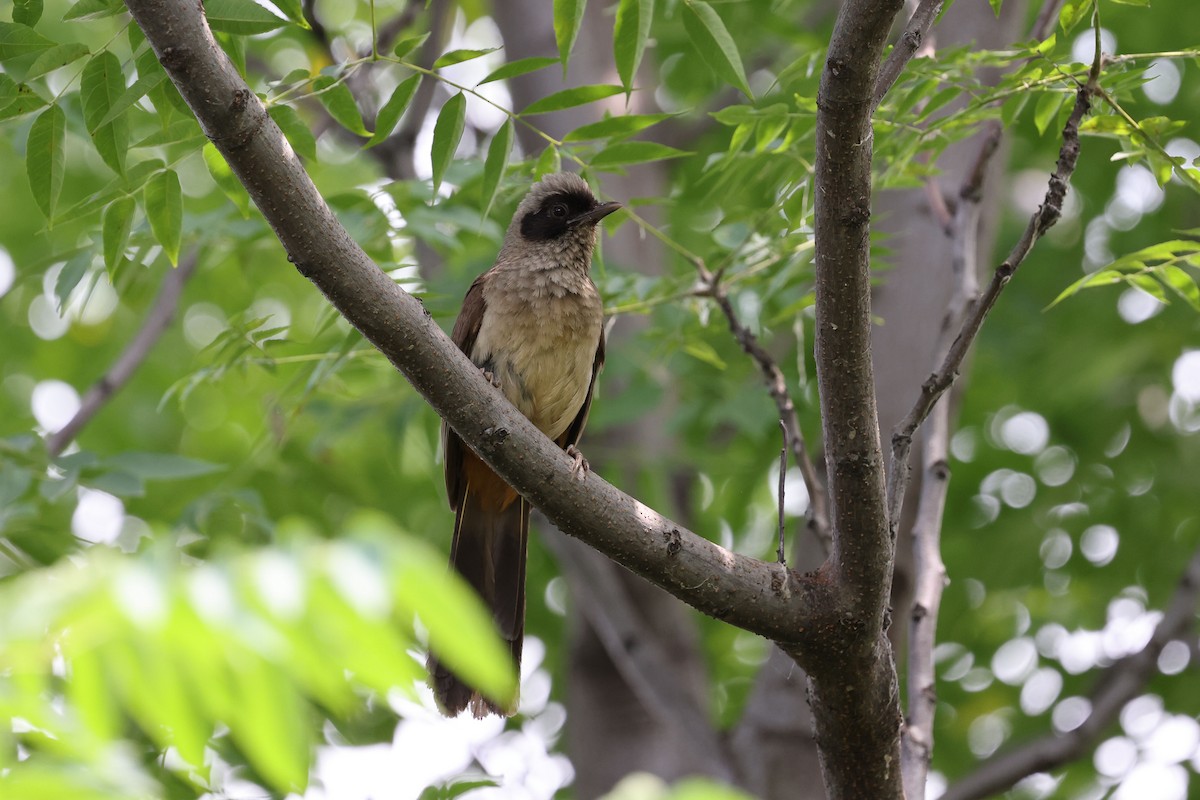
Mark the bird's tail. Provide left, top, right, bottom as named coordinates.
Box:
left=428, top=486, right=528, bottom=718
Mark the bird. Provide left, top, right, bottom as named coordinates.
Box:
left=428, top=172, right=621, bottom=717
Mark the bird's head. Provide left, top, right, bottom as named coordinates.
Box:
left=507, top=173, right=621, bottom=262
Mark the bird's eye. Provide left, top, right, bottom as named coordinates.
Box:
left=550, top=203, right=569, bottom=218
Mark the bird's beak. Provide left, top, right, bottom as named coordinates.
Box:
left=570, top=201, right=623, bottom=228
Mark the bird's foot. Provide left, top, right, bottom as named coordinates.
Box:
left=480, top=367, right=501, bottom=389
left=566, top=445, right=589, bottom=479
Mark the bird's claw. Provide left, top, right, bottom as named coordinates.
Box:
left=566, top=445, right=589, bottom=479
left=480, top=367, right=501, bottom=389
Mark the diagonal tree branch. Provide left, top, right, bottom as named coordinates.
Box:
left=121, top=0, right=834, bottom=648
left=873, top=0, right=944, bottom=110
left=46, top=251, right=199, bottom=457
left=886, top=53, right=1100, bottom=538
left=941, top=542, right=1200, bottom=800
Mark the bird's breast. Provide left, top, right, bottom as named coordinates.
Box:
left=472, top=278, right=602, bottom=440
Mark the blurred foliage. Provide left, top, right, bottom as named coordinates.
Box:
left=0, top=0, right=1197, bottom=797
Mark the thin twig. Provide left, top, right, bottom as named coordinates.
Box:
left=941, top=542, right=1200, bottom=800
left=46, top=251, right=200, bottom=457
left=873, top=0, right=945, bottom=110
left=694, top=268, right=831, bottom=552
left=886, top=28, right=1101, bottom=535
left=777, top=420, right=788, bottom=565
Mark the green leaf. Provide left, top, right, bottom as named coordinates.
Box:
left=203, top=142, right=250, bottom=217
left=63, top=647, right=119, bottom=742
left=533, top=144, right=561, bottom=178
left=0, top=74, right=19, bottom=112
left=564, top=112, right=674, bottom=142
left=366, top=74, right=419, bottom=148
left=1080, top=113, right=1132, bottom=137
left=144, top=169, right=182, bottom=265
left=1057, top=0, right=1091, bottom=33
left=23, top=42, right=89, bottom=81
left=521, top=84, right=624, bottom=115
left=1125, top=272, right=1167, bottom=303
left=433, top=47, right=499, bottom=69
left=204, top=0, right=288, bottom=35
left=312, top=76, right=369, bottom=137
left=0, top=83, right=44, bottom=121
left=93, top=70, right=166, bottom=130
left=480, top=118, right=514, bottom=221
left=229, top=655, right=310, bottom=792
left=53, top=158, right=164, bottom=226
left=591, top=141, right=691, bottom=169
left=553, top=0, right=586, bottom=65
left=81, top=52, right=129, bottom=176
left=916, top=87, right=960, bottom=121
left=0, top=463, right=33, bottom=506
left=682, top=0, right=752, bottom=99
left=1033, top=91, right=1066, bottom=136
left=392, top=33, right=429, bottom=60
left=988, top=0, right=1003, bottom=16
left=132, top=118, right=203, bottom=148
left=269, top=105, right=317, bottom=161
left=14, top=0, right=44, bottom=27
left=430, top=92, right=466, bottom=193
left=105, top=452, right=222, bottom=480
left=1047, top=269, right=1123, bottom=308
left=683, top=340, right=727, bottom=370
left=62, top=0, right=123, bottom=21
left=267, top=0, right=308, bottom=28
left=614, top=0, right=654, bottom=94
left=54, top=249, right=91, bottom=312
left=26, top=104, right=65, bottom=220
left=1157, top=265, right=1200, bottom=311
left=0, top=21, right=54, bottom=62
left=101, top=196, right=135, bottom=275
left=479, top=56, right=559, bottom=85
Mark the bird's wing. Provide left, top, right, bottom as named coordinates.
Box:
left=559, top=327, right=606, bottom=450
left=443, top=273, right=489, bottom=510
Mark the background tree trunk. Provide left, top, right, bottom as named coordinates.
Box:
left=492, top=3, right=727, bottom=795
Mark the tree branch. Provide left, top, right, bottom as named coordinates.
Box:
left=941, top=543, right=1200, bottom=800
left=873, top=0, right=944, bottom=110
left=45, top=251, right=199, bottom=457
left=886, top=61, right=1098, bottom=539
left=121, top=0, right=836, bottom=648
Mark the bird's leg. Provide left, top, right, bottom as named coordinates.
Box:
left=566, top=445, right=589, bottom=479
